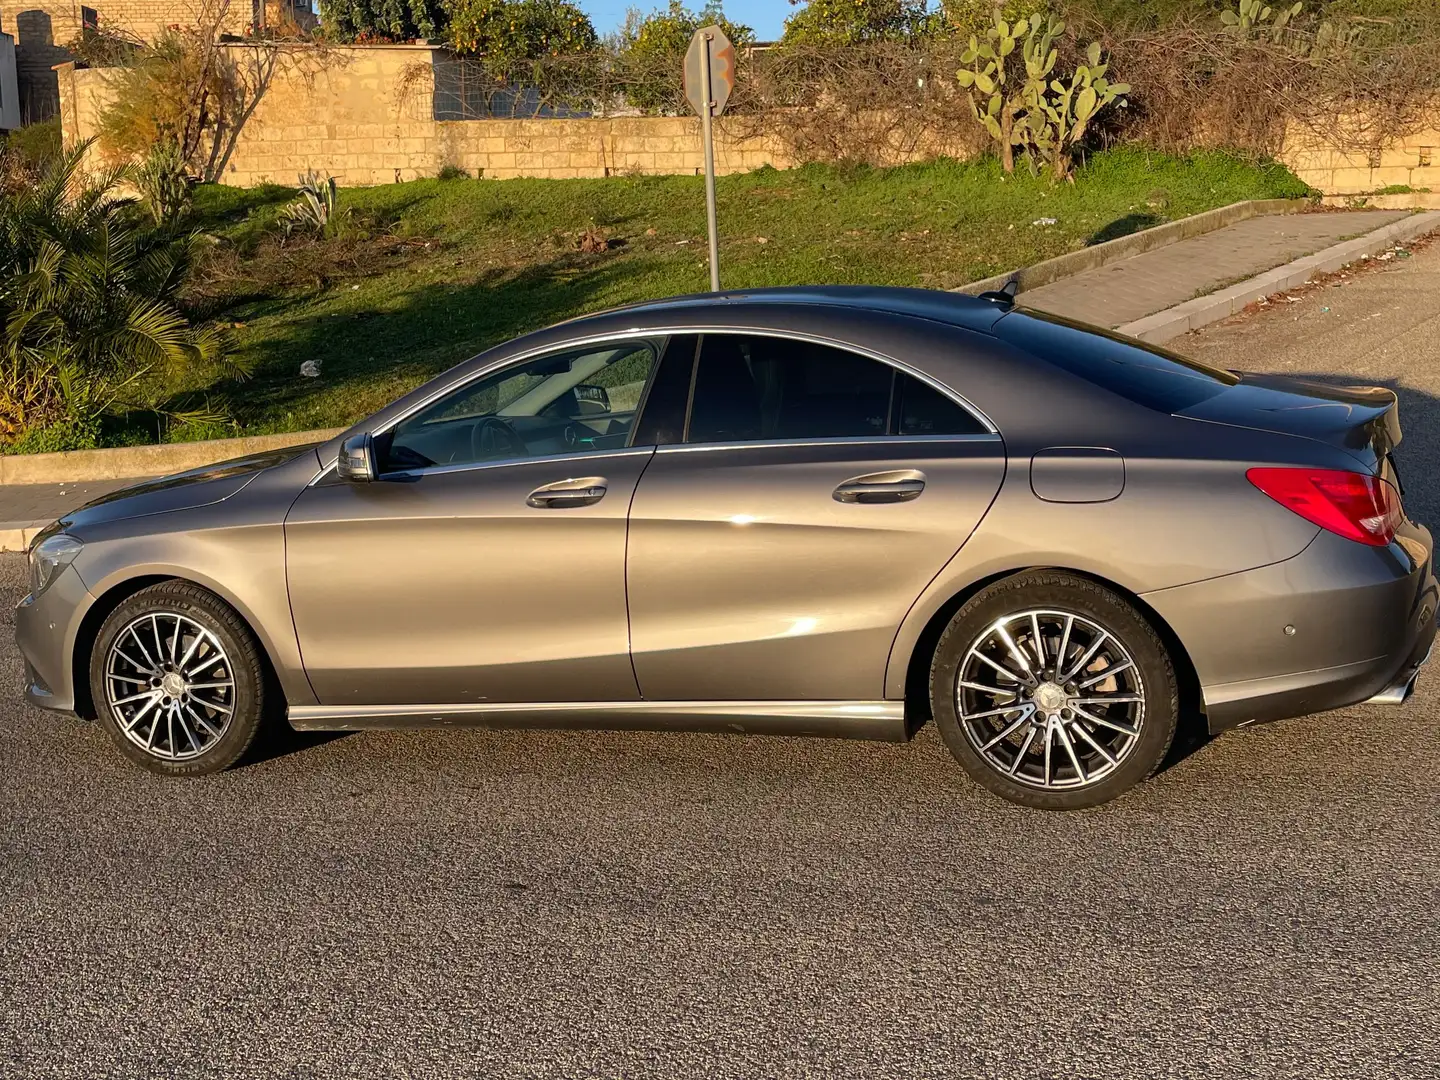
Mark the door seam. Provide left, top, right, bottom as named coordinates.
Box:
left=624, top=448, right=660, bottom=699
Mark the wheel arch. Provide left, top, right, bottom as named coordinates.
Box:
left=72, top=573, right=287, bottom=721
left=893, top=565, right=1204, bottom=737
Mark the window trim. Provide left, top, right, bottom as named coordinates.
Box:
left=627, top=333, right=699, bottom=450
left=367, top=444, right=656, bottom=484
left=657, top=433, right=1000, bottom=456
left=311, top=326, right=997, bottom=484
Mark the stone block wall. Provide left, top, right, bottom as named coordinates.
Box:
left=55, top=40, right=1429, bottom=194
left=56, top=43, right=985, bottom=187
left=1283, top=121, right=1440, bottom=195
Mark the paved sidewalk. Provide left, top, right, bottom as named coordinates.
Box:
left=1019, top=208, right=1408, bottom=327
left=0, top=478, right=144, bottom=550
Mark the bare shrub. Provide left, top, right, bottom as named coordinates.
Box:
left=1086, top=8, right=1440, bottom=161
left=731, top=41, right=986, bottom=167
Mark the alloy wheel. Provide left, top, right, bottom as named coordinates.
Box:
left=104, top=611, right=236, bottom=761
left=956, top=609, right=1145, bottom=790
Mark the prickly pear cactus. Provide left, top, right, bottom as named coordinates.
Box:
left=956, top=9, right=1128, bottom=181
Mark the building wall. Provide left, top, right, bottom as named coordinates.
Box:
left=10, top=4, right=75, bottom=121
left=0, top=31, right=20, bottom=129
left=5, top=0, right=253, bottom=123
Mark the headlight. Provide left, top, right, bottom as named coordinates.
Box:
left=29, top=533, right=83, bottom=597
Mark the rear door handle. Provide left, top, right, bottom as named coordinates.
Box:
left=527, top=477, right=607, bottom=509
left=833, top=470, right=926, bottom=504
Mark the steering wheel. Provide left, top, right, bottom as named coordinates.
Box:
left=470, top=416, right=527, bottom=461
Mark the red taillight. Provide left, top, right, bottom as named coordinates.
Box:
left=1247, top=467, right=1402, bottom=547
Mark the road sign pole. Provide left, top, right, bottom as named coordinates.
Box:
left=699, top=32, right=721, bottom=293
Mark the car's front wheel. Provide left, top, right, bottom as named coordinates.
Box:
left=90, top=581, right=268, bottom=776
left=930, top=571, right=1179, bottom=810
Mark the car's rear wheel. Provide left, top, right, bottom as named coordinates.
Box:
left=930, top=571, right=1178, bottom=810
left=90, top=582, right=267, bottom=776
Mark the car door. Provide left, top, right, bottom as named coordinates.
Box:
left=626, top=331, right=1006, bottom=702
left=284, top=337, right=672, bottom=707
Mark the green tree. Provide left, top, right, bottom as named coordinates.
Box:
left=940, top=0, right=1044, bottom=36
left=618, top=2, right=755, bottom=114
left=447, top=0, right=597, bottom=73
left=0, top=143, right=245, bottom=449
left=780, top=0, right=934, bottom=46
left=320, top=0, right=448, bottom=41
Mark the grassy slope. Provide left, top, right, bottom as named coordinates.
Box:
left=185, top=148, right=1310, bottom=438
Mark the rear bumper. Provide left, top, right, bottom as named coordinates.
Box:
left=1143, top=524, right=1437, bottom=733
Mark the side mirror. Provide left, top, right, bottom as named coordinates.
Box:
left=337, top=433, right=376, bottom=483
left=573, top=384, right=611, bottom=414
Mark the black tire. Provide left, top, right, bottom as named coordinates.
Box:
left=930, top=570, right=1178, bottom=811
left=90, top=581, right=268, bottom=777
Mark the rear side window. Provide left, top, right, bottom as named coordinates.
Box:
left=894, top=374, right=986, bottom=436
left=995, top=309, right=1238, bottom=413
left=688, top=335, right=891, bottom=442
left=684, top=334, right=986, bottom=443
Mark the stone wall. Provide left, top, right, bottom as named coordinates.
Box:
left=1284, top=124, right=1440, bottom=195
left=55, top=40, right=1435, bottom=194
left=56, top=43, right=984, bottom=187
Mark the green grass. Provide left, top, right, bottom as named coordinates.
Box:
left=171, top=147, right=1311, bottom=439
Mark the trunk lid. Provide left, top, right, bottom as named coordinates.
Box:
left=1176, top=372, right=1401, bottom=473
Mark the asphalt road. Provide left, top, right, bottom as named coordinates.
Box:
left=5, top=248, right=1440, bottom=1079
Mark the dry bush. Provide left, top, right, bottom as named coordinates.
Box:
left=1090, top=11, right=1440, bottom=160
left=94, top=0, right=336, bottom=181
left=732, top=42, right=988, bottom=167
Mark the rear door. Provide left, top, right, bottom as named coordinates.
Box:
left=626, top=331, right=1006, bottom=701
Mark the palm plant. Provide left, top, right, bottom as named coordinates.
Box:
left=0, top=141, right=247, bottom=447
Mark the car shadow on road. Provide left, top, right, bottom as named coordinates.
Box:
left=246, top=722, right=351, bottom=767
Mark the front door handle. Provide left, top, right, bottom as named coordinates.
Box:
left=527, top=477, right=607, bottom=509
left=833, top=470, right=926, bottom=504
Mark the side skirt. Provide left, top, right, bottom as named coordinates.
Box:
left=287, top=700, right=908, bottom=742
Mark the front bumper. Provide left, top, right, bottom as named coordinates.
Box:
left=1143, top=523, right=1438, bottom=733
left=15, top=563, right=96, bottom=714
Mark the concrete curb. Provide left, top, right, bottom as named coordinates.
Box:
left=1116, top=210, right=1440, bottom=345
left=0, top=520, right=56, bottom=553
left=0, top=427, right=345, bottom=486
left=956, top=198, right=1308, bottom=297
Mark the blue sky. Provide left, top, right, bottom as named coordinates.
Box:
left=577, top=1, right=791, bottom=41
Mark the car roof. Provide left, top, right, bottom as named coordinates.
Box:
left=566, top=285, right=1010, bottom=335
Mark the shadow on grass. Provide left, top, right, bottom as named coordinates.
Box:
left=200, top=252, right=669, bottom=430
left=1087, top=212, right=1164, bottom=246
left=191, top=183, right=298, bottom=231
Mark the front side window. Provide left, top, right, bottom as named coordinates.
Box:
left=380, top=340, right=658, bottom=473
left=685, top=335, right=986, bottom=444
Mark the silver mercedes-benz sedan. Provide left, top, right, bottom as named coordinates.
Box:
left=15, top=287, right=1436, bottom=809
